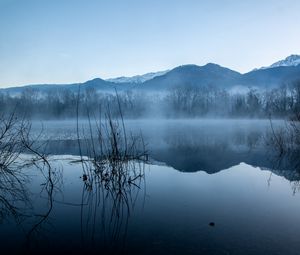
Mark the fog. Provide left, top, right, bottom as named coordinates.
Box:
left=1, top=83, right=300, bottom=255
left=0, top=81, right=299, bottom=120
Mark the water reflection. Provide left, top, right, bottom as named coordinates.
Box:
left=25, top=156, right=62, bottom=251
left=80, top=158, right=145, bottom=253
left=1, top=119, right=298, bottom=254
left=0, top=162, right=29, bottom=224
left=0, top=155, right=61, bottom=254
left=39, top=120, right=299, bottom=178
left=1, top=155, right=300, bottom=254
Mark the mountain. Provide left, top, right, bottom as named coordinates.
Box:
left=0, top=78, right=133, bottom=95
left=143, top=61, right=300, bottom=90
left=1, top=55, right=300, bottom=94
left=106, top=70, right=169, bottom=84
left=260, top=54, right=300, bottom=69
left=141, top=63, right=242, bottom=90
left=240, top=64, right=300, bottom=88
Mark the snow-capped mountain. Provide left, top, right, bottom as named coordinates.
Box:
left=106, top=70, right=169, bottom=84
left=260, top=54, right=300, bottom=69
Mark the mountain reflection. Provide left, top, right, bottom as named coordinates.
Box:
left=40, top=120, right=300, bottom=181
left=0, top=139, right=299, bottom=254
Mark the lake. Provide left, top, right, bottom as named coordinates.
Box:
left=1, top=119, right=300, bottom=255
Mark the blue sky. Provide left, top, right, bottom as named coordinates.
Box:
left=0, top=0, right=300, bottom=87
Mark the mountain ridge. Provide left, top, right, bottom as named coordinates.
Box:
left=260, top=54, right=300, bottom=70
left=1, top=55, right=300, bottom=93
left=106, top=70, right=169, bottom=84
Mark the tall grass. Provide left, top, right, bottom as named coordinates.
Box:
left=75, top=88, right=148, bottom=252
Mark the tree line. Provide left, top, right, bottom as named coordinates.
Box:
left=0, top=81, right=299, bottom=119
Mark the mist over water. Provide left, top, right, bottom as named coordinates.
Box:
left=31, top=118, right=284, bottom=171
left=1, top=117, right=300, bottom=254
left=1, top=87, right=300, bottom=254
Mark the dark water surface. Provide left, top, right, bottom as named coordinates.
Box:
left=1, top=119, right=300, bottom=254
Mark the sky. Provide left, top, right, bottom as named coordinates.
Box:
left=0, top=0, right=300, bottom=87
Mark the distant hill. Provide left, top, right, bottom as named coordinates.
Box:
left=239, top=65, right=300, bottom=88
left=1, top=55, right=300, bottom=94
left=0, top=78, right=132, bottom=95
left=106, top=70, right=169, bottom=84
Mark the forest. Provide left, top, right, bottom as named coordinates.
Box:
left=0, top=81, right=299, bottom=119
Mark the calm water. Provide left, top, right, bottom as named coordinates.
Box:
left=32, top=119, right=287, bottom=172
left=1, top=119, right=300, bottom=254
